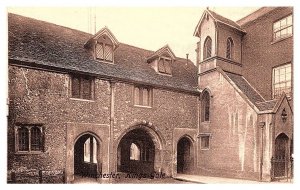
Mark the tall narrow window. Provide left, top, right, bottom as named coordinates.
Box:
left=18, top=127, right=29, bottom=151
left=31, top=127, right=42, bottom=151
left=273, top=63, right=292, bottom=98
left=203, top=36, right=212, bottom=60
left=201, top=91, right=210, bottom=122
left=133, top=86, right=152, bottom=107
left=71, top=75, right=94, bottom=100
left=226, top=37, right=234, bottom=59
left=273, top=15, right=293, bottom=41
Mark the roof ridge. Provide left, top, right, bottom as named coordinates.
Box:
left=8, top=12, right=93, bottom=37
left=119, top=42, right=154, bottom=54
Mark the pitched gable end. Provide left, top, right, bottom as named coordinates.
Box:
left=84, top=27, right=119, bottom=49
left=147, top=44, right=176, bottom=63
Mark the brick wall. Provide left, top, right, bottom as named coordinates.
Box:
left=197, top=70, right=259, bottom=180
left=241, top=7, right=293, bottom=100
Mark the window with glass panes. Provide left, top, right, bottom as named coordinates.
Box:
left=71, top=75, right=94, bottom=100
left=158, top=58, right=172, bottom=75
left=95, top=35, right=114, bottom=62
left=200, top=135, right=210, bottom=150
left=16, top=125, right=43, bottom=152
left=133, top=86, right=152, bottom=107
left=273, top=15, right=293, bottom=41
left=273, top=63, right=292, bottom=98
left=203, top=36, right=212, bottom=60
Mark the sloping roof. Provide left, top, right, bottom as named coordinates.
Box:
left=207, top=9, right=244, bottom=32
left=8, top=13, right=198, bottom=94
left=237, top=7, right=277, bottom=26
left=194, top=9, right=245, bottom=36
left=223, top=71, right=277, bottom=111
left=147, top=44, right=176, bottom=63
left=255, top=100, right=278, bottom=111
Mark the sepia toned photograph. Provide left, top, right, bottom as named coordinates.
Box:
left=6, top=6, right=293, bottom=184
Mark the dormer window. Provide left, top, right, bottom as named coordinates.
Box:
left=95, top=35, right=113, bottom=62
left=84, top=27, right=119, bottom=64
left=158, top=57, right=172, bottom=75
left=147, top=45, right=176, bottom=76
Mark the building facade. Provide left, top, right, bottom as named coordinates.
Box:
left=7, top=7, right=293, bottom=183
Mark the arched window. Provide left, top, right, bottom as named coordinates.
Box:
left=226, top=37, right=234, bottom=59
left=203, top=36, right=212, bottom=60
left=201, top=91, right=210, bottom=122
left=130, top=143, right=141, bottom=161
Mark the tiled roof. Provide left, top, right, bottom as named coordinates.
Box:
left=207, top=10, right=245, bottom=32
left=224, top=72, right=274, bottom=111
left=8, top=13, right=199, bottom=94
left=255, top=100, right=278, bottom=111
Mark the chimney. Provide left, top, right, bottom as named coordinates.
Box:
left=186, top=53, right=189, bottom=65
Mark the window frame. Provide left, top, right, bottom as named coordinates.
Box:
left=133, top=85, right=153, bottom=108
left=15, top=125, right=44, bottom=154
left=203, top=36, right=212, bottom=60
left=272, top=63, right=292, bottom=99
left=273, top=14, right=293, bottom=42
left=199, top=134, right=211, bottom=150
left=157, top=56, right=172, bottom=75
left=201, top=91, right=211, bottom=122
left=94, top=35, right=114, bottom=63
left=226, top=37, right=234, bottom=59
left=70, top=75, right=95, bottom=101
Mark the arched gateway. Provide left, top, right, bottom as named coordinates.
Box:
left=74, top=133, right=101, bottom=177
left=116, top=125, right=163, bottom=174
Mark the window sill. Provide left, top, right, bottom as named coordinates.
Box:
left=157, top=72, right=172, bottom=77
left=200, top=148, right=210, bottom=151
left=95, top=59, right=114, bottom=64
left=271, top=35, right=293, bottom=45
left=70, top=98, right=95, bottom=102
left=133, top=105, right=152, bottom=109
left=15, top=151, right=43, bottom=155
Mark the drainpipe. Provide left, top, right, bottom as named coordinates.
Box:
left=108, top=80, right=115, bottom=183
left=259, top=121, right=265, bottom=181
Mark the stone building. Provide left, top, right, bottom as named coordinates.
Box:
left=7, top=7, right=293, bottom=183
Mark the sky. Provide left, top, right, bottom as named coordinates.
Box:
left=7, top=7, right=259, bottom=63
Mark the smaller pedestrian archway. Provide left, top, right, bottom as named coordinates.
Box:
left=74, top=133, right=101, bottom=177
left=177, top=136, right=194, bottom=174
left=273, top=133, right=289, bottom=179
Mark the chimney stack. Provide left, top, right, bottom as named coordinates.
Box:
left=186, top=53, right=189, bottom=64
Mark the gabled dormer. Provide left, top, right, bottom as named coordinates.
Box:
left=84, top=27, right=119, bottom=63
left=194, top=9, right=246, bottom=75
left=147, top=45, right=176, bottom=76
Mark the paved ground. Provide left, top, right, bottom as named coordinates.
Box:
left=72, top=174, right=293, bottom=184
left=174, top=174, right=293, bottom=184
